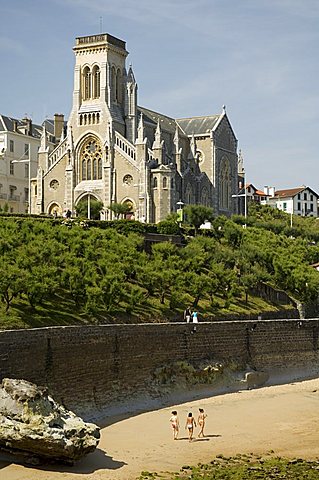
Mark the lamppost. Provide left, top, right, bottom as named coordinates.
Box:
left=176, top=200, right=184, bottom=228
left=11, top=145, right=31, bottom=214
left=232, top=179, right=247, bottom=228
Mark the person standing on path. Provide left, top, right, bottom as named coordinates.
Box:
left=192, top=310, right=198, bottom=332
left=169, top=411, right=180, bottom=440
left=184, top=307, right=192, bottom=323
left=185, top=412, right=196, bottom=442
left=197, top=408, right=207, bottom=438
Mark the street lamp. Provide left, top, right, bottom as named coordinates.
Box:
left=176, top=200, right=184, bottom=227
left=232, top=180, right=247, bottom=228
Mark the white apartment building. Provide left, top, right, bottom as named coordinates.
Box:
left=0, top=115, right=61, bottom=213
left=266, top=186, right=319, bottom=218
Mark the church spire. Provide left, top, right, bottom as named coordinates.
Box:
left=190, top=133, right=196, bottom=157
left=152, top=119, right=163, bottom=150
left=173, top=125, right=182, bottom=154
left=136, top=113, right=145, bottom=144
left=39, top=124, right=48, bottom=153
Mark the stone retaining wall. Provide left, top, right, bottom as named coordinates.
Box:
left=1, top=319, right=318, bottom=415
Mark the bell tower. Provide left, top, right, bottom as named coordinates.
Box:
left=68, top=33, right=129, bottom=137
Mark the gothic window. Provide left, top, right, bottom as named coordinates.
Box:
left=80, top=137, right=103, bottom=181
left=87, top=159, right=92, bottom=180
left=153, top=177, right=158, bottom=188
left=83, top=66, right=91, bottom=100
left=163, top=177, right=167, bottom=188
left=201, top=187, right=209, bottom=206
left=220, top=157, right=230, bottom=210
left=93, top=158, right=97, bottom=179
left=98, top=158, right=102, bottom=178
left=116, top=68, right=121, bottom=103
left=92, top=65, right=100, bottom=99
left=111, top=66, right=116, bottom=102
left=185, top=184, right=193, bottom=204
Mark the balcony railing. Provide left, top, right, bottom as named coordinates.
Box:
left=0, top=193, right=7, bottom=199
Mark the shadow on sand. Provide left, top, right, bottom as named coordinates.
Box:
left=0, top=448, right=127, bottom=474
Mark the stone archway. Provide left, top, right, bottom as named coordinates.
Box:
left=48, top=203, right=62, bottom=217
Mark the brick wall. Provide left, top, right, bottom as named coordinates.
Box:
left=1, top=319, right=318, bottom=415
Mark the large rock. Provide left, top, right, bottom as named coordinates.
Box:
left=0, top=378, right=100, bottom=463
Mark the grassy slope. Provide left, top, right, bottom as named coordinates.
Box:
left=0, top=290, right=295, bottom=330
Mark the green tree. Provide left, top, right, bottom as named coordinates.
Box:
left=184, top=204, right=214, bottom=235
left=108, top=202, right=132, bottom=220
left=0, top=260, right=22, bottom=312
left=76, top=199, right=104, bottom=219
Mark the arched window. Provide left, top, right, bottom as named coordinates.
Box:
left=83, top=66, right=91, bottom=100
left=220, top=157, right=230, bottom=210
left=80, top=138, right=103, bottom=181
left=201, top=187, right=209, bottom=206
left=163, top=177, right=167, bottom=188
left=87, top=159, right=92, bottom=180
left=98, top=158, right=102, bottom=179
left=111, top=66, right=116, bottom=102
left=92, top=65, right=100, bottom=99
left=185, top=184, right=193, bottom=204
left=82, top=158, right=87, bottom=180
left=116, top=68, right=121, bottom=103
left=153, top=177, right=158, bottom=188
left=93, top=158, right=97, bottom=179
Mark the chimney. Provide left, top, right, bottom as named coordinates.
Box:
left=12, top=120, right=18, bottom=132
left=54, top=113, right=64, bottom=141
left=21, top=117, right=32, bottom=136
left=26, top=118, right=32, bottom=136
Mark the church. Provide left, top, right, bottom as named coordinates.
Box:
left=31, top=33, right=241, bottom=222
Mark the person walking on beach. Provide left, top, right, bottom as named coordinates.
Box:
left=169, top=411, right=180, bottom=440
left=185, top=412, right=196, bottom=441
left=197, top=408, right=207, bottom=438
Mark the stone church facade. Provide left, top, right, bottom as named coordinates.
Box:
left=31, top=33, right=240, bottom=222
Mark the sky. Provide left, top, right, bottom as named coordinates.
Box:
left=1, top=0, right=319, bottom=190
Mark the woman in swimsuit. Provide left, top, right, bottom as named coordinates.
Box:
left=169, top=410, right=179, bottom=440
left=185, top=412, right=196, bottom=441
left=197, top=408, right=207, bottom=437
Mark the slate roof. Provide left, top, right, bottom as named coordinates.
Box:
left=176, top=115, right=220, bottom=136
left=0, top=114, right=43, bottom=138
left=138, top=106, right=177, bottom=135
left=137, top=106, right=221, bottom=137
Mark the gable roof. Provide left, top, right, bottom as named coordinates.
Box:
left=137, top=106, right=177, bottom=135
left=176, top=115, right=220, bottom=136
left=137, top=106, right=223, bottom=137
left=275, top=186, right=319, bottom=198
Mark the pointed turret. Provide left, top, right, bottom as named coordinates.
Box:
left=173, top=125, right=182, bottom=173
left=125, top=64, right=138, bottom=143
left=39, top=124, right=48, bottom=153
left=136, top=113, right=146, bottom=145
left=153, top=119, right=163, bottom=150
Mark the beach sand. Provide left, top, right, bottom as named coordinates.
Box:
left=1, top=377, right=319, bottom=480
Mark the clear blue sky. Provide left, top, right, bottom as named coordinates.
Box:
left=1, top=0, right=318, bottom=190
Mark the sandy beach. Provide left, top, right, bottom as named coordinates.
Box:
left=1, top=377, right=319, bottom=480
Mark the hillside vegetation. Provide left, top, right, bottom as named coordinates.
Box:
left=0, top=204, right=319, bottom=329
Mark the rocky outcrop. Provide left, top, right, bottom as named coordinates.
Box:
left=0, top=378, right=100, bottom=463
